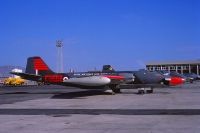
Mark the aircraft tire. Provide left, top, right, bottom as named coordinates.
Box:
left=146, top=89, right=153, bottom=93
left=138, top=90, right=145, bottom=94
left=112, top=88, right=121, bottom=93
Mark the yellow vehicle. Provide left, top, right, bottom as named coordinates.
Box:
left=3, top=77, right=13, bottom=85
left=4, top=77, right=25, bottom=86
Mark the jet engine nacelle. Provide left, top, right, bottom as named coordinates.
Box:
left=63, top=76, right=111, bottom=86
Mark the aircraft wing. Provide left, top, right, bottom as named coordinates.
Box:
left=10, top=72, right=42, bottom=81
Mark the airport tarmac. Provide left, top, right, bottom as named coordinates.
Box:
left=0, top=83, right=200, bottom=133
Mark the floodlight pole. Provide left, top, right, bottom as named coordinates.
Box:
left=56, top=40, right=64, bottom=73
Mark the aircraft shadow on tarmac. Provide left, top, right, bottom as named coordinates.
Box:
left=51, top=90, right=172, bottom=99
left=0, top=92, right=61, bottom=95
left=51, top=90, right=112, bottom=99
left=120, top=91, right=171, bottom=95
left=0, top=109, right=200, bottom=115
left=0, top=89, right=171, bottom=98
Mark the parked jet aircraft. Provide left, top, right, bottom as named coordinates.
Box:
left=184, top=73, right=200, bottom=83
left=11, top=57, right=184, bottom=95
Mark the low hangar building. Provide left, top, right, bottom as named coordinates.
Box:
left=146, top=60, right=200, bottom=75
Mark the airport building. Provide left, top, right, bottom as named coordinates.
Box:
left=146, top=60, right=200, bottom=75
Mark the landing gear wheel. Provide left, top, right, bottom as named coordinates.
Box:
left=138, top=90, right=145, bottom=94
left=109, top=85, right=121, bottom=94
left=112, top=88, right=121, bottom=93
left=146, top=89, right=153, bottom=93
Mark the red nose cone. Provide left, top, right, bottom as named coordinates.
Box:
left=170, top=77, right=184, bottom=86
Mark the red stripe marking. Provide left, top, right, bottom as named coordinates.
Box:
left=44, top=75, right=63, bottom=83
left=34, top=59, right=49, bottom=70
left=104, top=75, right=125, bottom=80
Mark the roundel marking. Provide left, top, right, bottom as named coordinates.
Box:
left=63, top=77, right=69, bottom=81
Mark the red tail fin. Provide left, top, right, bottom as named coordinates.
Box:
left=33, top=58, right=49, bottom=71
left=25, top=57, right=54, bottom=75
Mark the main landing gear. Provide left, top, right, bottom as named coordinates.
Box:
left=109, top=85, right=154, bottom=95
left=109, top=85, right=121, bottom=95
left=138, top=87, right=154, bottom=94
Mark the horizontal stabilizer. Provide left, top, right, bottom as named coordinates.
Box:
left=10, top=72, right=42, bottom=82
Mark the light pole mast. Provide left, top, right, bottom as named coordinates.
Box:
left=56, top=40, right=64, bottom=73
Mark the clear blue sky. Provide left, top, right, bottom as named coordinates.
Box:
left=0, top=0, right=199, bottom=71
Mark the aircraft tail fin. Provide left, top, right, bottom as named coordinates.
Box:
left=25, top=56, right=54, bottom=76
left=102, top=65, right=115, bottom=72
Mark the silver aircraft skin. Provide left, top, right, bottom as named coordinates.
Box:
left=63, top=76, right=111, bottom=86
left=101, top=65, right=167, bottom=85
